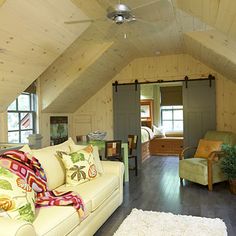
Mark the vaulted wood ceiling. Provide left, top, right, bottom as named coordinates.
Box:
left=0, top=0, right=236, bottom=112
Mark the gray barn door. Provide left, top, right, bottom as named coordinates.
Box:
left=113, top=84, right=141, bottom=167
left=183, top=80, right=216, bottom=149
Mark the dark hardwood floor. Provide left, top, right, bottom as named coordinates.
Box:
left=95, top=156, right=236, bottom=236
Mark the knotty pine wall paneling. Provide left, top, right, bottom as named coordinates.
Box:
left=73, top=54, right=236, bottom=139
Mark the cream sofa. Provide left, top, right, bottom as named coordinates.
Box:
left=0, top=140, right=124, bottom=236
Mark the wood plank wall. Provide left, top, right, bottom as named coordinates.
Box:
left=1, top=53, right=235, bottom=146
left=73, top=54, right=236, bottom=141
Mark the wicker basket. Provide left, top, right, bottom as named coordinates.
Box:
left=229, top=179, right=236, bottom=195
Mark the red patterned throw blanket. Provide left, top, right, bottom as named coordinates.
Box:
left=0, top=150, right=85, bottom=217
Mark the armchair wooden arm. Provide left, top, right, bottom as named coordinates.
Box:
left=207, top=150, right=225, bottom=191
left=179, top=146, right=197, bottom=160
left=207, top=150, right=224, bottom=161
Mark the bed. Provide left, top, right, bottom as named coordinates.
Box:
left=149, top=136, right=184, bottom=156
left=141, top=126, right=154, bottom=162
left=141, top=127, right=184, bottom=159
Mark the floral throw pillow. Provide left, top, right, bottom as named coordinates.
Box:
left=0, top=167, right=35, bottom=223
left=58, top=145, right=98, bottom=186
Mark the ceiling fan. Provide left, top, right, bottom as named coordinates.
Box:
left=65, top=0, right=170, bottom=26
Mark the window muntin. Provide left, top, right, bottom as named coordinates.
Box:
left=161, top=106, right=183, bottom=131
left=8, top=92, right=36, bottom=143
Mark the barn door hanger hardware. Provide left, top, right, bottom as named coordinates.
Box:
left=208, top=74, right=214, bottom=87
left=184, top=76, right=189, bottom=88
left=114, top=80, right=118, bottom=92
left=135, top=79, right=138, bottom=91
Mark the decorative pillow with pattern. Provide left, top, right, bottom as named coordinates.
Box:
left=58, top=145, right=98, bottom=186
left=69, top=144, right=104, bottom=174
left=0, top=167, right=35, bottom=223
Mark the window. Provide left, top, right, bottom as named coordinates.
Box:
left=8, top=92, right=36, bottom=143
left=161, top=106, right=183, bottom=131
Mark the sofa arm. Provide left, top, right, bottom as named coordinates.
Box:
left=0, top=218, right=36, bottom=236
left=101, top=161, right=124, bottom=204
left=101, top=161, right=124, bottom=177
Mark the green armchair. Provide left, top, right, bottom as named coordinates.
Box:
left=179, top=131, right=236, bottom=191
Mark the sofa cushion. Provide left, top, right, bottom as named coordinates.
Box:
left=31, top=138, right=74, bottom=190
left=59, top=146, right=98, bottom=186
left=56, top=173, right=119, bottom=212
left=33, top=205, right=86, bottom=236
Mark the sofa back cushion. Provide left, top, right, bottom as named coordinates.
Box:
left=31, top=138, right=74, bottom=190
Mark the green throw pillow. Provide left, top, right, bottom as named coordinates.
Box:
left=58, top=145, right=98, bottom=186
left=0, top=167, right=35, bottom=223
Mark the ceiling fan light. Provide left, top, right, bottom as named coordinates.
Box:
left=114, top=15, right=124, bottom=24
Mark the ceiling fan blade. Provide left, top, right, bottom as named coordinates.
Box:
left=64, top=18, right=108, bottom=24
left=97, top=0, right=114, bottom=11
left=135, top=17, right=173, bottom=36
left=132, top=0, right=162, bottom=10
left=135, top=17, right=157, bottom=25
left=133, top=0, right=173, bottom=23
left=64, top=19, right=94, bottom=24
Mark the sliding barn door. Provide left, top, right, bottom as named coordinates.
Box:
left=113, top=84, right=141, bottom=167
left=183, top=80, right=216, bottom=149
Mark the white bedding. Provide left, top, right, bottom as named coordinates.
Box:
left=141, top=126, right=154, bottom=143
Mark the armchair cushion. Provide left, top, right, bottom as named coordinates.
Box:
left=179, top=158, right=227, bottom=185
left=204, top=131, right=236, bottom=145
left=194, top=139, right=222, bottom=158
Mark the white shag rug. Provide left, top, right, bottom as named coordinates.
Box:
left=114, top=209, right=227, bottom=236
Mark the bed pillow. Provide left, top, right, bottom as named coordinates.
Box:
left=58, top=146, right=98, bottom=186
left=0, top=167, right=35, bottom=223
left=69, top=144, right=104, bottom=174
left=194, top=139, right=223, bottom=158
left=152, top=125, right=165, bottom=138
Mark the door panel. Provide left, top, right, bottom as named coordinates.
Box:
left=113, top=85, right=141, bottom=167
left=183, top=80, right=216, bottom=150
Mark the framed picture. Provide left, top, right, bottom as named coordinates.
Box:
left=141, top=104, right=151, bottom=118
left=50, top=116, right=68, bottom=145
